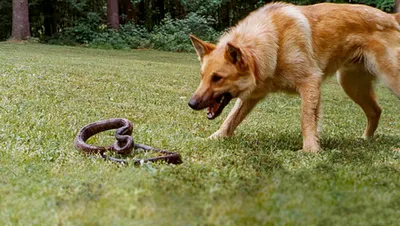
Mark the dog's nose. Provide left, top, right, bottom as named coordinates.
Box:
left=188, top=98, right=200, bottom=110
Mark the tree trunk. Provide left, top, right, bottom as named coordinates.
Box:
left=11, top=0, right=31, bottom=40
left=43, top=0, right=56, bottom=37
left=396, top=0, right=400, bottom=13
left=107, top=0, right=119, bottom=30
left=120, top=0, right=134, bottom=24
left=153, top=0, right=165, bottom=26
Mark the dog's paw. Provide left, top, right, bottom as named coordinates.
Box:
left=362, top=134, right=374, bottom=140
left=301, top=138, right=321, bottom=153
left=208, top=130, right=229, bottom=140
left=301, top=143, right=321, bottom=153
left=300, top=147, right=321, bottom=153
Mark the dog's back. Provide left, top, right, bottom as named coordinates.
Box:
left=301, top=3, right=400, bottom=76
left=221, top=3, right=400, bottom=80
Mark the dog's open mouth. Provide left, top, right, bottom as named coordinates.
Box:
left=207, top=93, right=233, bottom=120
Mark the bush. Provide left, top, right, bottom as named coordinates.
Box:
left=46, top=12, right=103, bottom=46
left=66, top=12, right=103, bottom=44
left=47, top=12, right=220, bottom=52
left=151, top=12, right=220, bottom=52
left=89, top=24, right=152, bottom=49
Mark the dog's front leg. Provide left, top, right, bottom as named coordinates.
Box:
left=298, top=80, right=322, bottom=152
left=209, top=98, right=261, bottom=139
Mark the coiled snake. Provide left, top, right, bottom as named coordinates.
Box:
left=74, top=118, right=182, bottom=165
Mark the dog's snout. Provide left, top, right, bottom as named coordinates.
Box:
left=188, top=98, right=199, bottom=110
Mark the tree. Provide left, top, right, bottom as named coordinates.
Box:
left=396, top=0, right=400, bottom=12
left=42, top=0, right=56, bottom=37
left=0, top=0, right=12, bottom=40
left=11, top=0, right=30, bottom=40
left=107, top=0, right=119, bottom=30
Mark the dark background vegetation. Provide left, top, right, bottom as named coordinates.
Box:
left=1, top=0, right=396, bottom=51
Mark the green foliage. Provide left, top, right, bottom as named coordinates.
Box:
left=150, top=13, right=220, bottom=52
left=90, top=24, right=151, bottom=49
left=379, top=0, right=396, bottom=11
left=64, top=12, right=103, bottom=44
left=180, top=0, right=223, bottom=28
left=46, top=12, right=220, bottom=52
left=181, top=0, right=223, bottom=14
left=45, top=12, right=103, bottom=46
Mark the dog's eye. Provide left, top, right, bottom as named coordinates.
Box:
left=211, top=74, right=222, bottom=82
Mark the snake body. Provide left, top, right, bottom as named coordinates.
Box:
left=74, top=118, right=182, bottom=165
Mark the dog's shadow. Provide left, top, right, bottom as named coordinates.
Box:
left=219, top=130, right=400, bottom=172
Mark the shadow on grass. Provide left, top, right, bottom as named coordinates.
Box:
left=218, top=130, right=399, bottom=172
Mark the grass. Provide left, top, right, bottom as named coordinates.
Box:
left=0, top=42, right=399, bottom=226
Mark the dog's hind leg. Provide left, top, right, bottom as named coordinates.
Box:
left=363, top=39, right=400, bottom=98
left=337, top=64, right=382, bottom=138
left=374, top=60, right=400, bottom=99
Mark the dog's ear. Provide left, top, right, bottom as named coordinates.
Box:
left=190, top=35, right=215, bottom=62
left=225, top=42, right=247, bottom=70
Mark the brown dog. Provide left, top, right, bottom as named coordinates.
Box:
left=188, top=2, right=400, bottom=152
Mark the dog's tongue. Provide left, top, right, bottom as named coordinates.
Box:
left=207, top=102, right=221, bottom=119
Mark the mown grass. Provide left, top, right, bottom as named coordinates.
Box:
left=0, top=43, right=399, bottom=226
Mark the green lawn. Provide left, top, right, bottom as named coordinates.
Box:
left=0, top=43, right=399, bottom=225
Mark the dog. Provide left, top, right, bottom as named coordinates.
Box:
left=188, top=2, right=400, bottom=152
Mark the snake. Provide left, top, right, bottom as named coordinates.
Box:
left=74, top=118, right=182, bottom=165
